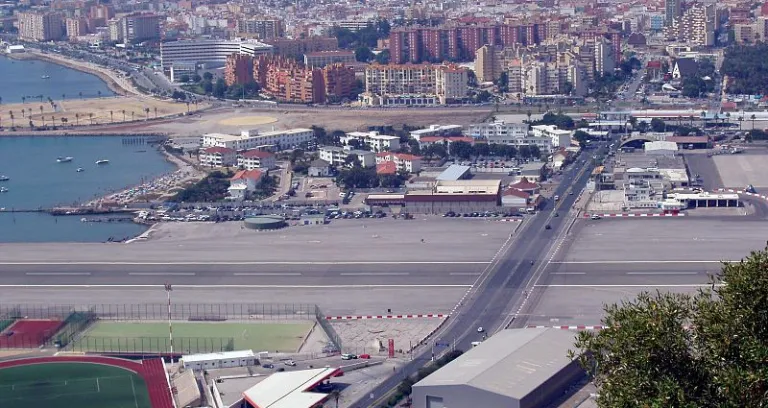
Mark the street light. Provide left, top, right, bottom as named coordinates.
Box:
left=164, top=283, right=174, bottom=356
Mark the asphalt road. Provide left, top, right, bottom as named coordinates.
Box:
left=351, top=140, right=608, bottom=407
left=0, top=262, right=486, bottom=286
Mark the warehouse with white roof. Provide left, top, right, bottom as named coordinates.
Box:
left=411, top=328, right=585, bottom=408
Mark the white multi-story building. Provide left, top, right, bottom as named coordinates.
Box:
left=202, top=128, right=313, bottom=151
left=199, top=147, right=237, bottom=167
left=18, top=11, right=63, bottom=42
left=237, top=150, right=277, bottom=170
left=435, top=65, right=469, bottom=102
left=594, top=39, right=615, bottom=76
left=341, top=131, right=400, bottom=152
left=318, top=146, right=376, bottom=168
left=468, top=122, right=529, bottom=144
left=362, top=63, right=469, bottom=106
left=410, top=124, right=463, bottom=141
left=228, top=169, right=264, bottom=201
left=531, top=125, right=572, bottom=149
left=160, top=39, right=273, bottom=80
left=376, top=152, right=422, bottom=173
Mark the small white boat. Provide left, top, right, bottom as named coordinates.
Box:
left=95, top=159, right=110, bottom=165
left=57, top=156, right=73, bottom=163
left=41, top=75, right=50, bottom=79
left=0, top=187, right=8, bottom=193
left=0, top=175, right=8, bottom=181
left=76, top=167, right=84, bottom=172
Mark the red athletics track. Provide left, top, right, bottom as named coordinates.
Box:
left=0, top=320, right=63, bottom=348
left=0, top=356, right=174, bottom=408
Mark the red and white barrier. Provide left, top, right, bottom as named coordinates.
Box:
left=527, top=325, right=606, bottom=330
left=325, top=313, right=446, bottom=321
left=583, top=213, right=685, bottom=218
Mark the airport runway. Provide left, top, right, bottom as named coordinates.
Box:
left=542, top=260, right=717, bottom=285
left=0, top=262, right=487, bottom=286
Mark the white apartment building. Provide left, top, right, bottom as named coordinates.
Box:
left=410, top=124, right=463, bottom=141
left=228, top=169, right=264, bottom=201
left=199, top=147, right=237, bottom=167
left=362, top=64, right=469, bottom=106
left=237, top=150, right=277, bottom=170
left=531, top=125, right=572, bottom=149
left=318, top=146, right=376, bottom=168
left=468, top=122, right=530, bottom=144
left=202, top=128, right=313, bottom=151
left=160, top=39, right=273, bottom=79
left=376, top=152, right=422, bottom=173
left=594, top=40, right=615, bottom=76
left=341, top=131, right=400, bottom=152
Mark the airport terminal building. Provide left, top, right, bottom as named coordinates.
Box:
left=411, top=328, right=584, bottom=408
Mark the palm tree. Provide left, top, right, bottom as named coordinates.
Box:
left=89, top=112, right=94, bottom=125
left=21, top=96, right=25, bottom=104
left=9, top=111, right=14, bottom=127
left=131, top=111, right=134, bottom=121
left=122, top=109, right=126, bottom=121
left=750, top=114, right=756, bottom=131
left=526, top=110, right=532, bottom=123
left=738, top=116, right=744, bottom=131
left=78, top=91, right=83, bottom=99
left=97, top=90, right=102, bottom=98
left=21, top=109, right=25, bottom=118
left=110, top=110, right=114, bottom=123
left=144, top=107, right=150, bottom=120
left=62, top=93, right=66, bottom=101
left=41, top=115, right=44, bottom=126
left=75, top=113, right=80, bottom=126
left=154, top=107, right=158, bottom=118
left=186, top=102, right=190, bottom=113
left=39, top=105, right=43, bottom=117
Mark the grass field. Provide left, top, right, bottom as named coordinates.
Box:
left=72, top=321, right=312, bottom=353
left=0, top=363, right=151, bottom=408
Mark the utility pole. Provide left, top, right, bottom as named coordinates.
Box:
left=165, top=283, right=174, bottom=357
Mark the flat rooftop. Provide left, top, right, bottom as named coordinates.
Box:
left=243, top=367, right=339, bottom=408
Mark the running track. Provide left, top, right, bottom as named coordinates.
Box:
left=0, top=356, right=174, bottom=408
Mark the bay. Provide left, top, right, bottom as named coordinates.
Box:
left=0, top=55, right=115, bottom=104
left=0, top=136, right=176, bottom=242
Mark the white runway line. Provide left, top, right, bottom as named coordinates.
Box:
left=448, top=272, right=482, bottom=276
left=626, top=272, right=700, bottom=275
left=535, top=284, right=721, bottom=288
left=0, top=284, right=471, bottom=288
left=232, top=273, right=302, bottom=276
left=0, top=261, right=490, bottom=265
left=127, top=272, right=196, bottom=276
left=25, top=272, right=91, bottom=276
left=551, top=272, right=586, bottom=275
left=338, top=272, right=410, bottom=276
left=551, top=260, right=727, bottom=264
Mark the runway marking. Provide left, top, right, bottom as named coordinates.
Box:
left=0, top=261, right=490, bottom=266
left=535, top=284, right=721, bottom=288
left=626, top=272, right=700, bottom=275
left=232, top=273, right=302, bottom=276
left=551, top=272, right=586, bottom=275
left=25, top=272, right=91, bottom=276
left=448, top=273, right=482, bottom=276
left=0, top=284, right=471, bottom=288
left=339, top=272, right=410, bottom=276
left=552, top=260, right=726, bottom=264
left=128, top=272, right=196, bottom=276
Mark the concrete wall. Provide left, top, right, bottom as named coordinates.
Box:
left=404, top=201, right=501, bottom=214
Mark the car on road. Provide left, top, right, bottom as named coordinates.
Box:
left=477, top=326, right=484, bottom=333
left=341, top=353, right=358, bottom=360
left=591, top=215, right=601, bottom=220
left=284, top=360, right=297, bottom=366
left=359, top=354, right=371, bottom=359
left=554, top=212, right=559, bottom=217
left=545, top=224, right=551, bottom=230
left=262, top=364, right=274, bottom=369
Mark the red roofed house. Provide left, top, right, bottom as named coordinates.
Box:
left=237, top=149, right=277, bottom=170
left=501, top=188, right=530, bottom=208
left=199, top=147, right=236, bottom=167
left=376, top=160, right=398, bottom=175
left=228, top=169, right=264, bottom=200
left=376, top=152, right=422, bottom=173
left=508, top=177, right=540, bottom=194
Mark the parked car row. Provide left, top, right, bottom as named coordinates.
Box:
left=442, top=211, right=521, bottom=218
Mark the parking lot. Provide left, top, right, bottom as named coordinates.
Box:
left=712, top=152, right=768, bottom=189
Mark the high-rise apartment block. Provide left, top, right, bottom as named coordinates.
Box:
left=65, top=17, right=88, bottom=40
left=389, top=23, right=547, bottom=64
left=665, top=0, right=682, bottom=27
left=17, top=11, right=64, bottom=42
left=263, top=37, right=338, bottom=59
left=362, top=63, right=469, bottom=105
left=236, top=18, right=284, bottom=40
left=224, top=54, right=356, bottom=104
left=116, top=13, right=162, bottom=43
left=664, top=3, right=716, bottom=46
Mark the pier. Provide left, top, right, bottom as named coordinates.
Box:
left=0, top=207, right=137, bottom=216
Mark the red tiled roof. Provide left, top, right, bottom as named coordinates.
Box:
left=240, top=150, right=274, bottom=159
left=231, top=169, right=264, bottom=181
left=509, top=177, right=539, bottom=190
left=376, top=152, right=422, bottom=161
left=419, top=136, right=446, bottom=143
left=376, top=161, right=398, bottom=175
left=647, top=60, right=662, bottom=69
left=503, top=188, right=530, bottom=199
left=203, top=147, right=235, bottom=154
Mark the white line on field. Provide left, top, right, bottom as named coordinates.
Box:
left=626, top=272, right=700, bottom=275
left=25, top=272, right=91, bottom=276
left=128, top=272, right=196, bottom=276
left=551, top=260, right=727, bottom=264
left=0, top=284, right=471, bottom=288
left=0, top=261, right=490, bottom=265
left=338, top=272, right=410, bottom=276
left=232, top=273, right=302, bottom=276
left=448, top=272, right=482, bottom=276
left=535, top=284, right=721, bottom=288
left=551, top=272, right=586, bottom=275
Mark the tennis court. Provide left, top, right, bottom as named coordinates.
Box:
left=0, top=362, right=152, bottom=408
left=73, top=321, right=312, bottom=353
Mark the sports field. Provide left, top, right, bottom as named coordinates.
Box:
left=0, top=363, right=151, bottom=408
left=73, top=321, right=312, bottom=353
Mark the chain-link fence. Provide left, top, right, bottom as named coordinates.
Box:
left=0, top=303, right=317, bottom=321
left=71, top=336, right=235, bottom=354
left=314, top=305, right=342, bottom=352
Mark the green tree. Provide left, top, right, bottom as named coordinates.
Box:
left=496, top=72, right=509, bottom=93
left=651, top=118, right=666, bottom=132
left=203, top=72, right=214, bottom=81
left=192, top=74, right=202, bottom=83
left=374, top=49, right=391, bottom=65
left=213, top=78, right=227, bottom=98
left=572, top=244, right=768, bottom=408
left=573, top=130, right=591, bottom=147
left=449, top=141, right=474, bottom=160
left=355, top=46, right=374, bottom=62
left=179, top=74, right=190, bottom=83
